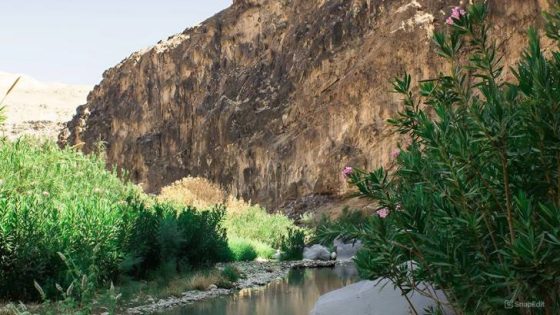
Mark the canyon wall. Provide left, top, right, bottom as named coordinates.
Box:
left=61, top=0, right=550, bottom=210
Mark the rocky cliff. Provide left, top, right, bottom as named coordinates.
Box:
left=61, top=0, right=550, bottom=210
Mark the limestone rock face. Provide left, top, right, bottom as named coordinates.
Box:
left=61, top=0, right=550, bottom=209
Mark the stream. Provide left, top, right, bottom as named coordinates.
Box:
left=161, top=263, right=359, bottom=315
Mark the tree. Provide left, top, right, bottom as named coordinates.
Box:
left=332, top=3, right=560, bottom=314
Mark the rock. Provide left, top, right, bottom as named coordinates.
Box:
left=330, top=252, right=337, bottom=260
left=310, top=279, right=454, bottom=315
left=334, top=237, right=363, bottom=260
left=272, top=249, right=282, bottom=261
left=61, top=1, right=551, bottom=211
left=303, top=244, right=331, bottom=261
left=207, top=284, right=217, bottom=290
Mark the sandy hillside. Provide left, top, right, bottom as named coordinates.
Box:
left=0, top=71, right=92, bottom=140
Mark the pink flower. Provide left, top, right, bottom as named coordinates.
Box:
left=447, top=6, right=466, bottom=25
left=342, top=166, right=353, bottom=177
left=376, top=208, right=390, bottom=219
left=391, top=149, right=401, bottom=159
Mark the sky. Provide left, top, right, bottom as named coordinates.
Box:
left=0, top=0, right=231, bottom=85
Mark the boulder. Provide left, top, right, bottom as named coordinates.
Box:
left=310, top=279, right=454, bottom=315
left=303, top=244, right=331, bottom=261
left=272, top=249, right=282, bottom=261
left=334, top=237, right=363, bottom=260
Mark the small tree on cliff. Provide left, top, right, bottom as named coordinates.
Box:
left=327, top=3, right=560, bottom=314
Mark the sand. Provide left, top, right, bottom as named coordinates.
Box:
left=0, top=71, right=92, bottom=140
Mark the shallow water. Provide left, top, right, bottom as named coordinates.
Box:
left=163, top=263, right=359, bottom=315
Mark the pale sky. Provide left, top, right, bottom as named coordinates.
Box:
left=0, top=1, right=231, bottom=85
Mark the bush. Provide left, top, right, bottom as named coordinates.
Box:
left=0, top=139, right=231, bottom=301
left=221, top=265, right=243, bottom=283
left=158, top=177, right=300, bottom=260
left=228, top=237, right=258, bottom=261
left=224, top=206, right=295, bottom=248
left=338, top=4, right=560, bottom=314
left=158, top=177, right=225, bottom=210
left=280, top=228, right=305, bottom=261
left=185, top=271, right=222, bottom=291
left=227, top=236, right=275, bottom=260
left=248, top=239, right=276, bottom=260
left=121, top=202, right=232, bottom=278
left=312, top=207, right=368, bottom=246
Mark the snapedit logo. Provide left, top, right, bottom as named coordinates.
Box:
left=504, top=300, right=545, bottom=309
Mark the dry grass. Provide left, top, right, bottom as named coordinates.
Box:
left=158, top=176, right=253, bottom=213
left=185, top=271, right=223, bottom=291
left=152, top=270, right=227, bottom=297
left=117, top=269, right=231, bottom=304
left=159, top=176, right=225, bottom=209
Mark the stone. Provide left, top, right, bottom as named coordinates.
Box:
left=310, top=279, right=454, bottom=315
left=61, top=0, right=552, bottom=211
left=303, top=244, right=331, bottom=261
left=272, top=249, right=282, bottom=261
left=330, top=251, right=337, bottom=260
left=334, top=237, right=363, bottom=260
left=207, top=284, right=217, bottom=290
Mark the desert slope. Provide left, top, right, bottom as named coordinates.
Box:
left=0, top=72, right=91, bottom=139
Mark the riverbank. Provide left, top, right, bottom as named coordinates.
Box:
left=126, top=260, right=339, bottom=314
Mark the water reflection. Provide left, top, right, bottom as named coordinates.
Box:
left=163, top=263, right=358, bottom=315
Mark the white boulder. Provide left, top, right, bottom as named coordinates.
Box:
left=303, top=244, right=332, bottom=261
left=334, top=237, right=363, bottom=260
left=310, top=279, right=454, bottom=315
left=272, top=249, right=282, bottom=261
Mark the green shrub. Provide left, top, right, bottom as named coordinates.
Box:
left=228, top=237, right=258, bottom=261
left=280, top=228, right=305, bottom=261
left=338, top=4, right=560, bottom=314
left=221, top=265, right=243, bottom=283
left=121, top=202, right=232, bottom=278
left=224, top=206, right=295, bottom=248
left=248, top=239, right=276, bottom=259
left=226, top=236, right=276, bottom=260
left=312, top=207, right=367, bottom=246
left=0, top=139, right=231, bottom=301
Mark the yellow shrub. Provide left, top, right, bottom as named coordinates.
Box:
left=158, top=176, right=253, bottom=212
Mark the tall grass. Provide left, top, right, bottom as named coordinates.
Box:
left=0, top=77, right=20, bottom=130
left=0, top=105, right=5, bottom=127
left=0, top=139, right=231, bottom=301
left=223, top=206, right=295, bottom=248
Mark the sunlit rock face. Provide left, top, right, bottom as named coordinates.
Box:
left=61, top=0, right=550, bottom=210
